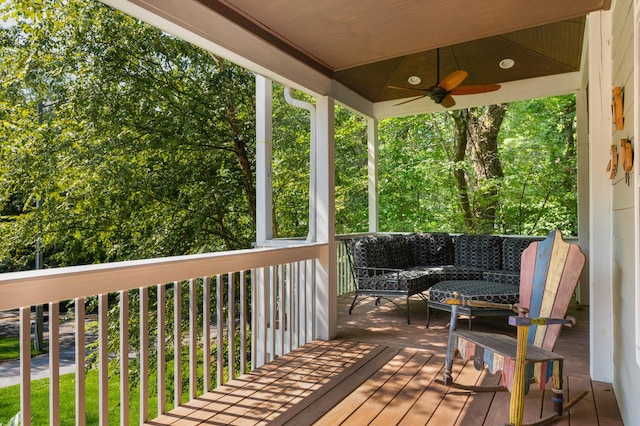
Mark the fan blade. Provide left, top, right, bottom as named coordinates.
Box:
left=440, top=94, right=456, bottom=108
left=452, top=84, right=501, bottom=95
left=393, top=94, right=428, bottom=106
left=439, top=70, right=468, bottom=91
left=388, top=85, right=432, bottom=93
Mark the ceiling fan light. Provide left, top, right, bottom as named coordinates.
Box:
left=499, top=58, right=515, bottom=69
left=408, top=76, right=422, bottom=85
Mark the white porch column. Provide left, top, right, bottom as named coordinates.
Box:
left=588, top=10, right=614, bottom=382
left=256, top=75, right=273, bottom=244
left=255, top=75, right=272, bottom=367
left=314, top=95, right=337, bottom=340
left=576, top=89, right=590, bottom=305
left=367, top=117, right=379, bottom=233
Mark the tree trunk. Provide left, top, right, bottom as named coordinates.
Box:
left=451, top=110, right=473, bottom=231
left=215, top=56, right=257, bottom=230
left=450, top=104, right=507, bottom=233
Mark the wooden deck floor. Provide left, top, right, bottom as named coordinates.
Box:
left=147, top=294, right=623, bottom=425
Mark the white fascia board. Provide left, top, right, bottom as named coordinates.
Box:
left=373, top=72, right=582, bottom=119
left=330, top=80, right=375, bottom=118
left=100, top=0, right=332, bottom=98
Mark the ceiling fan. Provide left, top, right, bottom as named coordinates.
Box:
left=388, top=48, right=501, bottom=108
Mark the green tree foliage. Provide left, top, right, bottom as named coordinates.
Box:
left=333, top=107, right=369, bottom=234
left=376, top=96, right=577, bottom=236
left=0, top=0, right=257, bottom=271
left=377, top=113, right=463, bottom=232
left=498, top=96, right=578, bottom=235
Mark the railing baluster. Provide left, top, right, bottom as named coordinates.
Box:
left=49, top=301, right=60, bottom=426
left=216, top=274, right=223, bottom=386
left=307, top=260, right=315, bottom=340
left=252, top=267, right=263, bottom=368
left=269, top=265, right=276, bottom=362
left=292, top=262, right=297, bottom=348
left=227, top=272, right=235, bottom=380
left=298, top=262, right=307, bottom=346
left=239, top=270, right=246, bottom=375
left=75, top=297, right=86, bottom=426
left=140, top=287, right=149, bottom=423
left=203, top=276, right=211, bottom=391
left=283, top=263, right=288, bottom=353
left=20, top=306, right=31, bottom=426
left=277, top=264, right=284, bottom=357
left=300, top=261, right=305, bottom=345
left=98, top=295, right=108, bottom=426
left=338, top=241, right=346, bottom=295
left=189, top=278, right=197, bottom=400
left=157, top=284, right=166, bottom=416
left=302, top=261, right=308, bottom=344
left=174, top=282, right=182, bottom=408
left=287, top=262, right=293, bottom=352
left=120, top=291, right=129, bottom=426
left=258, top=266, right=267, bottom=368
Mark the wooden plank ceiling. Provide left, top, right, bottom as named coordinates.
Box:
left=196, top=0, right=611, bottom=104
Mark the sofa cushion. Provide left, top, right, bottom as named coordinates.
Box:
left=355, top=269, right=432, bottom=292
left=410, top=265, right=485, bottom=283
left=454, top=234, right=503, bottom=270
left=482, top=270, right=520, bottom=286
left=381, top=234, right=414, bottom=269
left=407, top=232, right=454, bottom=266
left=501, top=236, right=543, bottom=272
left=350, top=236, right=389, bottom=269
left=428, top=280, right=520, bottom=305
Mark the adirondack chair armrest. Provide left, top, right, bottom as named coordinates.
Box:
left=442, top=291, right=519, bottom=312
left=508, top=315, right=576, bottom=328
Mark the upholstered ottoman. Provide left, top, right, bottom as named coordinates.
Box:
left=426, top=280, right=519, bottom=330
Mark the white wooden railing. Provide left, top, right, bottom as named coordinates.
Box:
left=0, top=243, right=326, bottom=426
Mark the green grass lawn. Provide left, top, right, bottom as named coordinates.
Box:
left=0, top=350, right=232, bottom=425
left=0, top=369, right=164, bottom=425
left=0, top=334, right=244, bottom=424
left=0, top=336, right=46, bottom=361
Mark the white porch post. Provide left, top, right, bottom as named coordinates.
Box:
left=367, top=117, right=379, bottom=233
left=256, top=75, right=273, bottom=244
left=255, top=75, right=273, bottom=366
left=576, top=89, right=590, bottom=305
left=314, top=95, right=337, bottom=340
left=588, top=10, right=614, bottom=382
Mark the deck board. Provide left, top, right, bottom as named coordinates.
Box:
left=453, top=369, right=501, bottom=426
left=147, top=294, right=622, bottom=425
left=273, top=345, right=400, bottom=425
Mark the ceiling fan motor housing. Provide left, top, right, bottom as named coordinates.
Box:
left=428, top=86, right=448, bottom=103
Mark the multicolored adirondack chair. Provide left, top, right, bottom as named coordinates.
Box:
left=442, top=229, right=586, bottom=426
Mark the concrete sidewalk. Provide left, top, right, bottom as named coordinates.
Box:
left=0, top=309, right=95, bottom=388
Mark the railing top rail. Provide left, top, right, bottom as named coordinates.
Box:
left=0, top=243, right=325, bottom=310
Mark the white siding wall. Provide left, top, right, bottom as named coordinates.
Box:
left=609, top=0, right=640, bottom=422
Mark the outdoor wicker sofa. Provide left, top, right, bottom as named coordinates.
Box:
left=344, top=232, right=542, bottom=325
